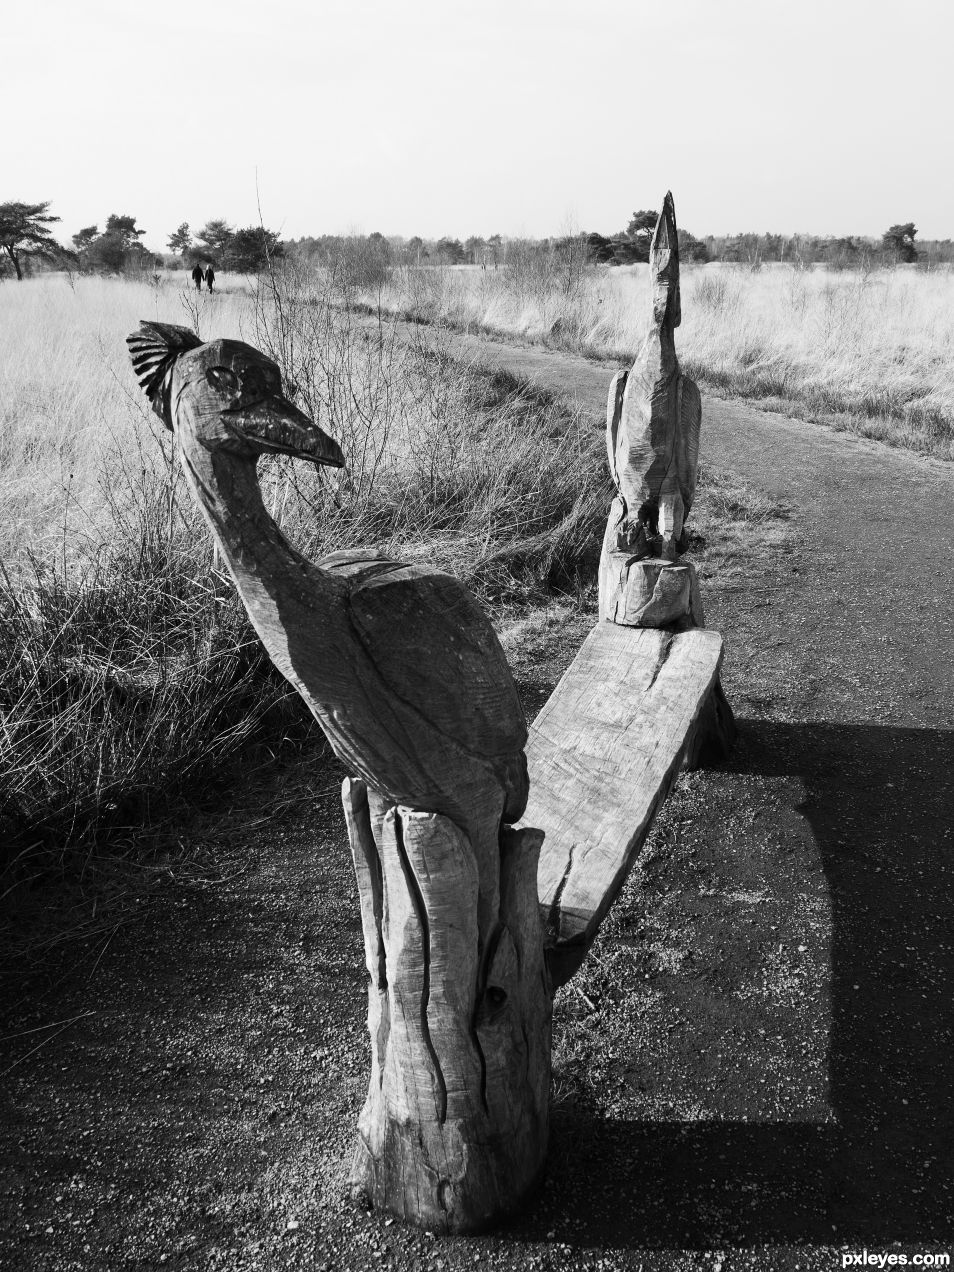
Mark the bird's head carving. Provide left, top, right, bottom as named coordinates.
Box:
left=126, top=321, right=345, bottom=469
left=651, top=191, right=681, bottom=331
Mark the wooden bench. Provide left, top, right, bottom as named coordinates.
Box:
left=522, top=624, right=726, bottom=987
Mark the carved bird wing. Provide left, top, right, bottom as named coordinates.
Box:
left=345, top=563, right=528, bottom=764
left=605, top=369, right=628, bottom=492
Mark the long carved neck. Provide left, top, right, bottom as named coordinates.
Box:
left=182, top=440, right=297, bottom=575
left=639, top=319, right=678, bottom=385
left=178, top=433, right=342, bottom=659
left=644, top=193, right=680, bottom=382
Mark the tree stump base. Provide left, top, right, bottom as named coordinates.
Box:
left=598, top=549, right=704, bottom=628
left=343, top=778, right=551, bottom=1233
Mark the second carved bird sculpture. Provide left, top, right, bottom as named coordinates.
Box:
left=599, top=191, right=704, bottom=628
left=606, top=190, right=700, bottom=561
left=126, top=322, right=548, bottom=1232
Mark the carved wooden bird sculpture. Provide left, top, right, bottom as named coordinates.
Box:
left=127, top=322, right=529, bottom=920
left=606, top=191, right=701, bottom=559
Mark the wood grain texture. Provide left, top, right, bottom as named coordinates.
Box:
left=345, top=780, right=550, bottom=1233
left=598, top=517, right=705, bottom=627
left=519, top=623, right=724, bottom=988
left=599, top=192, right=702, bottom=604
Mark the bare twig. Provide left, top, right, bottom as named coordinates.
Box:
left=0, top=1012, right=96, bottom=1079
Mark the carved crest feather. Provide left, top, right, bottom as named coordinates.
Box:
left=126, top=321, right=203, bottom=426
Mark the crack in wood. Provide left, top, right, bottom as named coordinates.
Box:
left=471, top=1016, right=490, bottom=1117
left=393, top=813, right=448, bottom=1126
left=547, top=841, right=576, bottom=943
left=644, top=631, right=674, bottom=694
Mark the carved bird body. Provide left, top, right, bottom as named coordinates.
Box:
left=127, top=323, right=528, bottom=925
left=606, top=192, right=701, bottom=558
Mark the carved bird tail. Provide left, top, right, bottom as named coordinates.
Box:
left=651, top=191, right=681, bottom=333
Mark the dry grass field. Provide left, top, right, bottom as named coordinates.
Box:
left=375, top=261, right=954, bottom=458
left=0, top=273, right=607, bottom=900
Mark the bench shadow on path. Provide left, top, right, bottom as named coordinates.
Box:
left=5, top=720, right=951, bottom=1256
left=524, top=719, right=954, bottom=1250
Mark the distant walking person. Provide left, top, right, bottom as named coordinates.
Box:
left=205, top=264, right=215, bottom=294
left=190, top=262, right=203, bottom=291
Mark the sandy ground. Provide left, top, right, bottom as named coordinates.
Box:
left=2, top=340, right=953, bottom=1271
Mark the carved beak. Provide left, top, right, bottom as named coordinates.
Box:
left=229, top=396, right=345, bottom=468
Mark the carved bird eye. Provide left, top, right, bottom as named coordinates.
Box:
left=241, top=365, right=269, bottom=398
left=206, top=366, right=240, bottom=395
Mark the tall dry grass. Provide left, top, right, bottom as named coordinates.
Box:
left=0, top=274, right=250, bottom=565
left=0, top=271, right=604, bottom=885
left=373, top=262, right=954, bottom=458
left=249, top=264, right=606, bottom=594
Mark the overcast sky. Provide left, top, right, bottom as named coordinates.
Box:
left=7, top=0, right=952, bottom=249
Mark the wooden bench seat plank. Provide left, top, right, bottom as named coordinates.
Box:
left=519, top=623, right=724, bottom=987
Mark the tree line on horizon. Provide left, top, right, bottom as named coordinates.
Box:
left=0, top=199, right=949, bottom=282
left=0, top=205, right=285, bottom=280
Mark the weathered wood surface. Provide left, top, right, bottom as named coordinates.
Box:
left=598, top=523, right=705, bottom=627
left=601, top=192, right=701, bottom=573
left=520, top=623, right=724, bottom=988
left=344, top=779, right=550, bottom=1233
